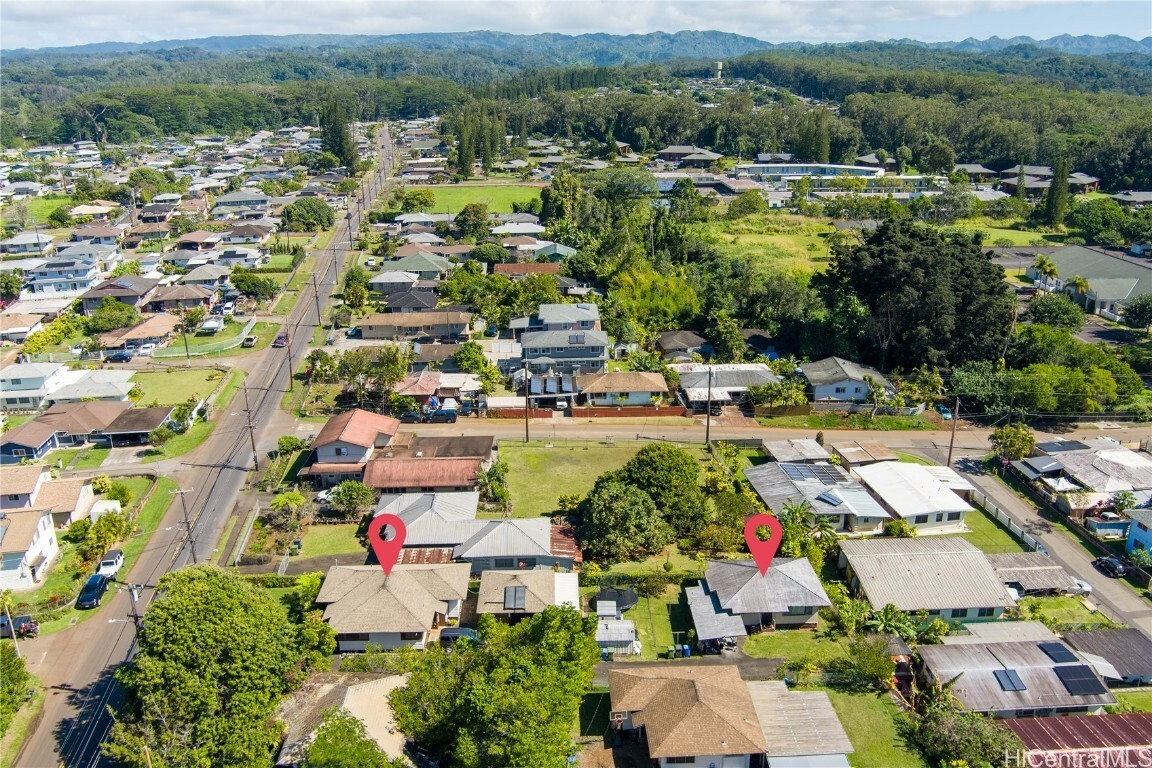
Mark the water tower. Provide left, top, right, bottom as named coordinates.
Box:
left=715, top=61, right=723, bottom=80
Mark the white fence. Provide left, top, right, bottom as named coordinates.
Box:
left=810, top=401, right=927, bottom=416
left=970, top=489, right=1048, bottom=556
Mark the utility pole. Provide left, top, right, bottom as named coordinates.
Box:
left=946, top=396, right=961, bottom=467
left=3, top=603, right=20, bottom=659
left=242, top=384, right=259, bottom=471
left=180, top=308, right=192, bottom=368
left=310, top=272, right=323, bottom=328
left=286, top=334, right=296, bottom=392
left=127, top=583, right=144, bottom=633
left=522, top=360, right=531, bottom=444
left=704, top=365, right=713, bottom=447
left=168, top=488, right=198, bottom=564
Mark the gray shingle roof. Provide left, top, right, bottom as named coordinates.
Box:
left=800, top=356, right=892, bottom=389
left=1063, top=628, right=1152, bottom=679
left=452, top=518, right=552, bottom=560
left=537, top=302, right=599, bottom=325
left=704, top=559, right=831, bottom=614
left=520, top=329, right=609, bottom=348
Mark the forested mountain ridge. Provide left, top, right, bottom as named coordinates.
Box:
left=5, top=29, right=1149, bottom=57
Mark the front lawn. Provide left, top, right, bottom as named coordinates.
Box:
left=1019, top=595, right=1119, bottom=629
left=404, top=183, right=543, bottom=214
left=72, top=446, right=110, bottom=469
left=140, top=421, right=215, bottom=463
left=223, top=321, right=280, bottom=356
left=757, top=413, right=938, bottom=431
left=1116, top=691, right=1152, bottom=713
left=130, top=368, right=224, bottom=405
left=823, top=688, right=927, bottom=768
left=958, top=506, right=1027, bottom=554
left=299, top=523, right=365, bottom=558
left=741, top=618, right=848, bottom=662
left=183, top=318, right=247, bottom=349
left=500, top=442, right=708, bottom=518
left=577, top=687, right=611, bottom=739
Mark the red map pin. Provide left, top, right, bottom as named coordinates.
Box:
left=744, top=513, right=784, bottom=575
left=367, top=514, right=406, bottom=575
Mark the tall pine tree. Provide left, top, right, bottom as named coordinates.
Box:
left=319, top=99, right=355, bottom=170
left=1044, top=156, right=1070, bottom=227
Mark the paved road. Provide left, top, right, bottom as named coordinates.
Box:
left=15, top=126, right=396, bottom=768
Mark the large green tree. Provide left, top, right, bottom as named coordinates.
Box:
left=319, top=99, right=356, bottom=169
left=283, top=197, right=336, bottom=231
left=579, top=476, right=672, bottom=563
left=304, top=707, right=403, bottom=768
left=87, top=296, right=141, bottom=333
left=618, top=443, right=707, bottom=536
left=391, top=607, right=598, bottom=768
left=104, top=566, right=313, bottom=768
left=814, top=219, right=1014, bottom=370
left=1024, top=292, right=1085, bottom=332
left=0, top=642, right=30, bottom=737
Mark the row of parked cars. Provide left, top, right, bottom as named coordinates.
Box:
left=399, top=409, right=459, bottom=424
left=0, top=549, right=123, bottom=639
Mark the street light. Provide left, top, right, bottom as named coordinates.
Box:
left=522, top=359, right=531, bottom=444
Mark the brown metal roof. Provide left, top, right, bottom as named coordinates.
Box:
left=493, top=262, right=560, bottom=275
left=1005, top=713, right=1152, bottom=751
left=362, top=458, right=481, bottom=489
left=1063, top=629, right=1152, bottom=680
left=312, top=409, right=400, bottom=449
left=398, top=547, right=454, bottom=565
left=550, top=525, right=583, bottom=563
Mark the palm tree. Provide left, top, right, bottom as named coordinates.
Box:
left=1033, top=254, right=1059, bottom=289
left=810, top=515, right=838, bottom=544
left=1066, top=275, right=1091, bottom=308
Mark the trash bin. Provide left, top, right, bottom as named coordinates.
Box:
left=606, top=651, right=615, bottom=662
left=682, top=643, right=692, bottom=658
left=667, top=645, right=676, bottom=659
left=673, top=645, right=683, bottom=658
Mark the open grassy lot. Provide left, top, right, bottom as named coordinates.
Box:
left=1, top=194, right=74, bottom=231
left=183, top=318, right=247, bottom=349
left=823, top=688, right=927, bottom=768
left=957, top=506, right=1027, bottom=554
left=130, top=368, right=223, bottom=405
left=140, top=421, right=215, bottom=463
left=1116, top=691, right=1152, bottom=713
left=951, top=216, right=1066, bottom=247
left=1019, top=595, right=1119, bottom=629
left=694, top=213, right=835, bottom=277
left=224, top=321, right=280, bottom=356
left=405, top=184, right=543, bottom=214
left=500, top=442, right=708, bottom=518
left=622, top=584, right=693, bottom=661
left=299, top=523, right=365, bottom=558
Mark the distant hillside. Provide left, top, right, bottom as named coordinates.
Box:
left=5, top=29, right=1150, bottom=59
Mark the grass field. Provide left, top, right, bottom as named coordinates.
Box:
left=184, top=318, right=247, bottom=349
left=224, top=321, right=280, bottom=356
left=213, top=369, right=245, bottom=410
left=72, top=446, right=110, bottom=469
left=404, top=184, right=543, bottom=214
left=951, top=217, right=1066, bottom=247
left=623, top=584, right=693, bottom=660
left=1116, top=691, right=1152, bottom=713
left=694, top=213, right=836, bottom=277
left=1020, top=595, right=1118, bottom=628
left=0, top=194, right=74, bottom=230
left=130, top=368, right=223, bottom=405
left=606, top=546, right=701, bottom=577
left=957, top=506, right=1027, bottom=554
left=140, top=421, right=215, bottom=463
left=742, top=618, right=847, bottom=661
left=300, top=523, right=365, bottom=558
left=823, top=688, right=927, bottom=768
left=274, top=291, right=299, bottom=315
left=757, top=413, right=938, bottom=431
left=500, top=442, right=708, bottom=518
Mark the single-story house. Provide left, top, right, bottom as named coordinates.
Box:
left=1127, top=508, right=1152, bottom=557
left=609, top=665, right=768, bottom=768
left=2, top=401, right=130, bottom=463
left=800, top=357, right=894, bottom=402
left=361, top=457, right=483, bottom=493
left=0, top=312, right=43, bottom=343
left=361, top=311, right=472, bottom=341
left=838, top=537, right=1016, bottom=620
left=376, top=491, right=480, bottom=549
left=1004, top=714, right=1152, bottom=767
left=670, top=363, right=778, bottom=408
left=367, top=271, right=422, bottom=295
left=46, top=369, right=136, bottom=404
left=0, top=418, right=59, bottom=463
left=853, top=461, right=974, bottom=532
left=762, top=438, right=830, bottom=464
left=688, top=559, right=831, bottom=650
left=475, top=570, right=579, bottom=619
left=101, top=406, right=177, bottom=446
left=146, top=284, right=214, bottom=313
left=181, top=264, right=232, bottom=289
left=744, top=461, right=890, bottom=534
left=98, top=313, right=181, bottom=350
left=574, top=370, right=669, bottom=406
left=656, top=329, right=709, bottom=361
left=1063, top=628, right=1152, bottom=685
left=746, top=681, right=855, bottom=768
left=314, top=563, right=470, bottom=652
left=917, top=640, right=1115, bottom=717
left=986, top=552, right=1080, bottom=596
left=452, top=518, right=581, bottom=574
left=828, top=440, right=899, bottom=469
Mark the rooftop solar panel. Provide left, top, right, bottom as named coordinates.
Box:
left=1054, top=664, right=1108, bottom=696
left=1038, top=642, right=1078, bottom=664
left=780, top=463, right=842, bottom=485
left=994, top=669, right=1027, bottom=691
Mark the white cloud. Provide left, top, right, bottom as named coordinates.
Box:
left=0, top=0, right=1147, bottom=49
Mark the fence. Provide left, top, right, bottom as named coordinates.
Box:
left=810, top=401, right=927, bottom=416
left=232, top=501, right=262, bottom=567
left=970, top=489, right=1048, bottom=556
left=153, top=317, right=257, bottom=358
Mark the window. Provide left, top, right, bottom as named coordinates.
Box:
left=978, top=607, right=995, bottom=617
left=400, top=632, right=423, bottom=641
left=342, top=632, right=370, bottom=641
left=10, top=378, right=20, bottom=385
left=947, top=511, right=962, bottom=521
left=788, top=606, right=813, bottom=616
left=834, top=386, right=847, bottom=394
left=935, top=513, right=944, bottom=522
left=926, top=609, right=941, bottom=616
left=854, top=386, right=862, bottom=393
left=334, top=447, right=348, bottom=456
left=518, top=558, right=537, bottom=569
left=666, top=759, right=695, bottom=766
left=951, top=608, right=969, bottom=619
left=494, top=558, right=515, bottom=569
left=6, top=493, right=21, bottom=501
left=914, top=515, right=929, bottom=524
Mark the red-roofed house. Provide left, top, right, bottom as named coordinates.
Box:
left=304, top=409, right=402, bottom=486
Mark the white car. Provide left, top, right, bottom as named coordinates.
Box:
left=1070, top=578, right=1093, bottom=596
left=138, top=343, right=157, bottom=357
left=221, top=302, right=236, bottom=316
left=315, top=488, right=335, bottom=504
left=97, top=549, right=124, bottom=578
left=365, top=258, right=377, bottom=268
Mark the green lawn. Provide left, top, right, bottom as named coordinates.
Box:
left=1, top=194, right=74, bottom=230
left=577, top=688, right=612, bottom=739
left=265, top=251, right=295, bottom=269
left=623, top=584, right=694, bottom=661
left=741, top=618, right=848, bottom=661
left=757, top=413, right=938, bottom=431
left=45, top=447, right=86, bottom=469
left=286, top=256, right=316, bottom=292
left=274, top=291, right=299, bottom=315
left=2, top=413, right=34, bottom=431
left=213, top=369, right=245, bottom=411
left=263, top=586, right=296, bottom=616
left=606, top=546, right=701, bottom=577
left=895, top=452, right=934, bottom=466
left=957, top=506, right=1027, bottom=554
left=140, top=421, right=216, bottom=463
left=300, top=523, right=365, bottom=558
left=182, top=318, right=247, bottom=349
left=223, top=321, right=279, bottom=356
left=72, top=446, right=110, bottom=470
left=130, top=368, right=223, bottom=405
left=1020, top=595, right=1119, bottom=629
left=1116, top=691, right=1152, bottom=713
left=823, top=688, right=927, bottom=768
left=500, top=443, right=708, bottom=518
left=405, top=184, right=543, bottom=214
left=0, top=674, right=44, bottom=768
left=694, top=213, right=835, bottom=278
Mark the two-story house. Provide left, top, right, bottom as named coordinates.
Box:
left=521, top=329, right=609, bottom=374
left=79, top=275, right=161, bottom=315
left=0, top=466, right=58, bottom=591
left=23, top=257, right=101, bottom=297
left=0, top=362, right=69, bottom=411
left=1126, top=509, right=1152, bottom=558
left=211, top=189, right=270, bottom=220
left=54, top=242, right=122, bottom=277
left=509, top=302, right=600, bottom=340
left=71, top=224, right=123, bottom=246
left=307, top=409, right=401, bottom=485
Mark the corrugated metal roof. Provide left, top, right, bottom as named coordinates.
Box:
left=839, top=538, right=1016, bottom=612
left=375, top=492, right=480, bottom=547
left=986, top=552, right=1079, bottom=593
left=764, top=439, right=830, bottom=463
left=452, top=518, right=552, bottom=559
left=705, top=559, right=831, bottom=615
left=854, top=462, right=974, bottom=518
left=685, top=584, right=747, bottom=641
left=1005, top=713, right=1152, bottom=751
left=1063, top=629, right=1152, bottom=680
left=744, top=462, right=889, bottom=521
left=746, top=681, right=853, bottom=759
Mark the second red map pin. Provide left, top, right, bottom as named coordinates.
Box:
left=744, top=513, right=783, bottom=575
left=366, top=513, right=406, bottom=575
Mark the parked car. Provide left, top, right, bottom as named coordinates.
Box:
left=365, top=258, right=377, bottom=268
left=0, top=614, right=34, bottom=639
left=97, top=549, right=124, bottom=578
left=554, top=399, right=569, bottom=411
left=272, top=332, right=289, bottom=348
left=345, top=326, right=361, bottom=338
left=935, top=403, right=953, bottom=420
left=241, top=335, right=258, bottom=348
left=76, top=574, right=110, bottom=609
left=138, top=343, right=156, bottom=357
left=708, top=403, right=723, bottom=416
left=1093, top=556, right=1128, bottom=578
left=221, top=301, right=236, bottom=316
left=1069, top=578, right=1093, bottom=596
left=399, top=411, right=424, bottom=423
left=426, top=409, right=458, bottom=423
left=315, top=488, right=335, bottom=504
left=105, top=351, right=133, bottom=363
left=439, top=627, right=478, bottom=650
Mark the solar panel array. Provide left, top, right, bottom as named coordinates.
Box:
left=780, top=463, right=843, bottom=485
left=993, top=669, right=1027, bottom=691
left=1038, top=642, right=1078, bottom=664
left=1054, top=664, right=1108, bottom=696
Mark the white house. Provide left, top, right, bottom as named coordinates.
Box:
left=800, top=356, right=894, bottom=402
left=0, top=507, right=59, bottom=591
left=0, top=362, right=69, bottom=410
left=574, top=371, right=668, bottom=406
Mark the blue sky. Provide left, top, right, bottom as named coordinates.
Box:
left=1, top=0, right=1148, bottom=49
